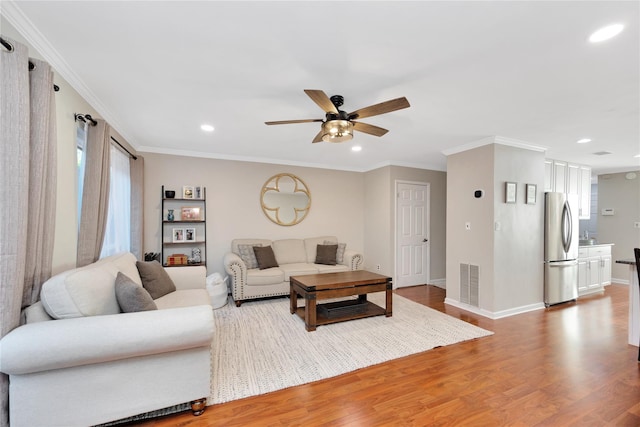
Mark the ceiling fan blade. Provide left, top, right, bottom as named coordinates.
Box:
left=348, top=97, right=410, bottom=120
left=265, top=119, right=323, bottom=125
left=311, top=129, right=324, bottom=143
left=352, top=121, right=389, bottom=137
left=304, top=89, right=339, bottom=114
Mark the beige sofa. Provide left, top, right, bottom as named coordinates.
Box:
left=223, top=236, right=363, bottom=306
left=0, top=252, right=214, bottom=427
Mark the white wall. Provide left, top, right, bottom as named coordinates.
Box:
left=142, top=153, right=366, bottom=276
left=597, top=170, right=640, bottom=282
left=446, top=141, right=545, bottom=316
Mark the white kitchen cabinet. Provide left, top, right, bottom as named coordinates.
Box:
left=577, top=245, right=612, bottom=297
left=567, top=163, right=580, bottom=196
left=578, top=166, right=591, bottom=219
left=552, top=160, right=567, bottom=193
left=544, top=159, right=591, bottom=219
left=544, top=160, right=554, bottom=192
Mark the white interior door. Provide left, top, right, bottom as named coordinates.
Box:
left=396, top=182, right=430, bottom=288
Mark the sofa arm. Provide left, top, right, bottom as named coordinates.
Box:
left=342, top=250, right=364, bottom=271
left=0, top=305, right=213, bottom=375
left=224, top=252, right=246, bottom=289
left=165, top=265, right=206, bottom=290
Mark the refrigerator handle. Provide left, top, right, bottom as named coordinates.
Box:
left=561, top=200, right=573, bottom=254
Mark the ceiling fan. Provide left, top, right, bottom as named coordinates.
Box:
left=265, top=89, right=410, bottom=143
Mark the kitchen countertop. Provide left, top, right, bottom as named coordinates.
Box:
left=578, top=243, right=614, bottom=248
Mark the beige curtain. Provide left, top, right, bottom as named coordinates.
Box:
left=76, top=119, right=111, bottom=267
left=130, top=155, right=144, bottom=260
left=23, top=58, right=57, bottom=307
left=0, top=36, right=57, bottom=427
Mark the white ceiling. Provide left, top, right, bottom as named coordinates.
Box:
left=3, top=1, right=639, bottom=173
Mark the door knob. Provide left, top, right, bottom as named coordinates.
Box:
left=423, top=239, right=428, bottom=242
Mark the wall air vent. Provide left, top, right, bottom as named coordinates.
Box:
left=460, top=263, right=479, bottom=307
left=593, top=151, right=612, bottom=156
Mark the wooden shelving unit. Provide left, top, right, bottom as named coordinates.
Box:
left=161, top=185, right=206, bottom=267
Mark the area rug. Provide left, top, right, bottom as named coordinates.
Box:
left=208, top=292, right=493, bottom=405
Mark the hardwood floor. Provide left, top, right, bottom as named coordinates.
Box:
left=137, top=284, right=640, bottom=426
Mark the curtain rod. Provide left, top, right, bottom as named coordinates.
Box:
left=74, top=113, right=138, bottom=160
left=73, top=113, right=138, bottom=160
left=1, top=36, right=60, bottom=92
left=111, top=136, right=138, bottom=161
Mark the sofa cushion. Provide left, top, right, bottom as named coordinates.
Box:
left=246, top=268, right=285, bottom=286
left=254, top=246, right=279, bottom=270
left=316, top=244, right=338, bottom=265
left=304, top=236, right=338, bottom=264
left=154, top=289, right=210, bottom=309
left=324, top=240, right=347, bottom=264
left=114, top=272, right=157, bottom=313
left=273, top=239, right=307, bottom=264
left=136, top=261, right=176, bottom=299
left=237, top=243, right=262, bottom=269
left=279, top=263, right=320, bottom=281
left=40, top=267, right=122, bottom=319
left=314, top=264, right=350, bottom=274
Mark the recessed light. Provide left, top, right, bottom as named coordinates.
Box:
left=634, top=154, right=640, bottom=158
left=200, top=124, right=214, bottom=132
left=577, top=138, right=591, bottom=144
left=351, top=145, right=362, bottom=152
left=589, top=24, right=624, bottom=43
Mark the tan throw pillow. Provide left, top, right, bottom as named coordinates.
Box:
left=316, top=244, right=338, bottom=265
left=253, top=246, right=279, bottom=270
left=237, top=243, right=262, bottom=269
left=324, top=240, right=346, bottom=264
left=115, top=272, right=157, bottom=312
left=135, top=260, right=177, bottom=299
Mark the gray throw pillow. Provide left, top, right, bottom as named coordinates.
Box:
left=115, top=272, right=157, bottom=313
left=237, top=243, right=262, bottom=269
left=135, top=260, right=177, bottom=299
left=253, top=246, right=279, bottom=270
left=324, top=240, right=346, bottom=264
left=316, top=244, right=338, bottom=265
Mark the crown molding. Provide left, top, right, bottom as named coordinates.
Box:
left=442, top=135, right=547, bottom=156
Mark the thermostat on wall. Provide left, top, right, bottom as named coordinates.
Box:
left=601, top=208, right=615, bottom=216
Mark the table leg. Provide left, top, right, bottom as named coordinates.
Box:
left=385, top=283, right=393, bottom=317
left=305, top=293, right=317, bottom=332
left=290, top=285, right=297, bottom=314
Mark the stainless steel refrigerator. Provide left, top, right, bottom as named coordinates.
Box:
left=544, top=192, right=579, bottom=306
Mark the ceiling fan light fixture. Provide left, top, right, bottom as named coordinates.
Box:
left=321, top=120, right=353, bottom=143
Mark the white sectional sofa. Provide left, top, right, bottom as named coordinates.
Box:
left=0, top=252, right=214, bottom=427
left=223, top=236, right=363, bottom=306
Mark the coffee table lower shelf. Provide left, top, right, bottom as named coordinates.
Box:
left=294, top=299, right=386, bottom=327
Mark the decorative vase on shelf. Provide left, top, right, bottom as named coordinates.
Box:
left=167, top=209, right=174, bottom=221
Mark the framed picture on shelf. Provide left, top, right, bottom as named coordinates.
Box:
left=505, top=182, right=517, bottom=204
left=181, top=206, right=201, bottom=221
left=182, top=186, right=194, bottom=199
left=172, top=228, right=185, bottom=242
left=185, top=228, right=196, bottom=242
left=526, top=183, right=537, bottom=205
left=194, top=185, right=203, bottom=199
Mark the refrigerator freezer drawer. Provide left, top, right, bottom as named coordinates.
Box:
left=544, top=260, right=578, bottom=306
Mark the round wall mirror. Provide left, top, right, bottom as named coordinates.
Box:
left=260, top=173, right=311, bottom=226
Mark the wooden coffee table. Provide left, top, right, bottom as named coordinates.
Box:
left=289, top=270, right=392, bottom=332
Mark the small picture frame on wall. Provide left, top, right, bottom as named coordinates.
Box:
left=172, top=228, right=185, bottom=242
left=185, top=228, right=196, bottom=242
left=182, top=186, right=194, bottom=199
left=526, top=183, right=537, bottom=205
left=505, top=182, right=517, bottom=204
